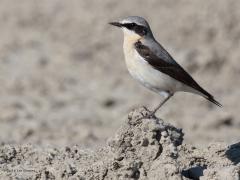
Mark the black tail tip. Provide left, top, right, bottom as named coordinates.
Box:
left=207, top=97, right=222, bottom=107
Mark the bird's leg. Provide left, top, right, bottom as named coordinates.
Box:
left=149, top=93, right=173, bottom=117
left=137, top=92, right=173, bottom=121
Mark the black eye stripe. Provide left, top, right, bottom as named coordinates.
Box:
left=123, top=23, right=136, bottom=30
left=122, top=23, right=147, bottom=36
left=134, top=26, right=146, bottom=35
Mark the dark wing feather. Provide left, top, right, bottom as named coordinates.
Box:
left=134, top=41, right=222, bottom=107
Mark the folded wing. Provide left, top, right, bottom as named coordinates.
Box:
left=134, top=41, right=222, bottom=107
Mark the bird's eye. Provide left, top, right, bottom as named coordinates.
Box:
left=124, top=23, right=147, bottom=36
left=135, top=26, right=147, bottom=36
left=141, top=28, right=147, bottom=35
left=124, top=23, right=136, bottom=30
left=129, top=23, right=135, bottom=27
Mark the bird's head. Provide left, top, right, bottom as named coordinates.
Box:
left=109, top=16, right=153, bottom=42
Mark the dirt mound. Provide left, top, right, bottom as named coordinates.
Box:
left=0, top=0, right=239, bottom=149
left=1, top=108, right=239, bottom=179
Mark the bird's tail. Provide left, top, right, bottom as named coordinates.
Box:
left=205, top=95, right=222, bottom=107
left=194, top=85, right=222, bottom=107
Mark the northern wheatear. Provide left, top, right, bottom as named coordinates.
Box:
left=109, top=16, right=222, bottom=117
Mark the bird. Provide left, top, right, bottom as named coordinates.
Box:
left=109, top=16, right=222, bottom=118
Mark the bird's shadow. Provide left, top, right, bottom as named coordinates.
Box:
left=225, top=142, right=240, bottom=165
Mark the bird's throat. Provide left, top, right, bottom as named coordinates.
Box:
left=123, top=34, right=142, bottom=57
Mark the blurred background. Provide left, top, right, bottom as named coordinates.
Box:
left=0, top=0, right=239, bottom=149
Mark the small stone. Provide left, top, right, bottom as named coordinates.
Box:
left=112, top=161, right=121, bottom=170
left=115, top=156, right=124, bottom=161
left=65, top=147, right=71, bottom=152
left=142, top=138, right=149, bottom=147
left=161, top=131, right=168, bottom=138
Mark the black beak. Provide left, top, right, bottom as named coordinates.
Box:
left=109, top=22, right=122, bottom=27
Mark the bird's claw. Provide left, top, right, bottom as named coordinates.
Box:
left=136, top=111, right=156, bottom=122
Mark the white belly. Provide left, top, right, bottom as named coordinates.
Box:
left=124, top=48, right=186, bottom=94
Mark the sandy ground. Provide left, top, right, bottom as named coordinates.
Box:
left=0, top=0, right=240, bottom=179
left=1, top=108, right=240, bottom=179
